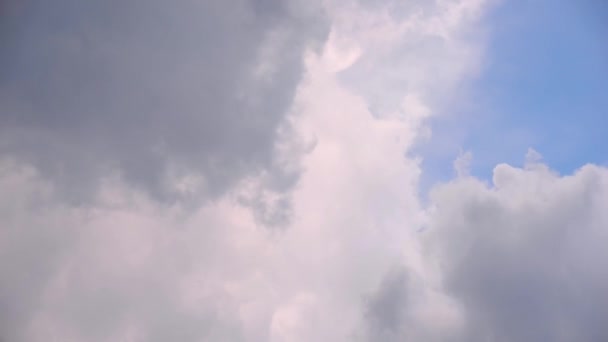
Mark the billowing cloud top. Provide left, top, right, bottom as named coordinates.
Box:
left=1, top=0, right=607, bottom=341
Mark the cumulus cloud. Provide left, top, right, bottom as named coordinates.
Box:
left=422, top=158, right=608, bottom=341
left=328, top=0, right=487, bottom=118
left=357, top=157, right=608, bottom=342
left=0, top=0, right=328, bottom=202
left=0, top=0, right=491, bottom=339
left=5, top=1, right=605, bottom=342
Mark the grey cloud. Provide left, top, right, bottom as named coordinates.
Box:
left=0, top=1, right=329, bottom=338
left=362, top=267, right=410, bottom=341
left=0, top=0, right=328, bottom=203
left=0, top=163, right=78, bottom=341
left=0, top=162, right=250, bottom=341
left=360, top=162, right=608, bottom=342
left=425, top=162, right=608, bottom=341
left=355, top=0, right=437, bottom=20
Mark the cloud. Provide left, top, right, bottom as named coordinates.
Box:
left=12, top=1, right=607, bottom=342
left=357, top=156, right=608, bottom=342
left=327, top=0, right=487, bottom=119
left=418, top=158, right=608, bottom=341
left=363, top=266, right=411, bottom=340
left=0, top=0, right=328, bottom=202
left=0, top=0, right=490, bottom=338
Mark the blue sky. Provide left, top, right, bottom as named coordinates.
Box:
left=419, top=0, right=608, bottom=186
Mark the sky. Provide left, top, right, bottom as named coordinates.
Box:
left=0, top=0, right=607, bottom=341
left=418, top=0, right=608, bottom=186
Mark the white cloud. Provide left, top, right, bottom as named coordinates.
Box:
left=453, top=150, right=473, bottom=177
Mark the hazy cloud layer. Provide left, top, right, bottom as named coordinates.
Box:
left=0, top=0, right=328, bottom=201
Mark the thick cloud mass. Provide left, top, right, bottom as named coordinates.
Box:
left=0, top=0, right=489, bottom=341
left=0, top=0, right=327, bottom=201
left=3, top=1, right=607, bottom=341
left=421, top=159, right=608, bottom=341
left=360, top=159, right=608, bottom=341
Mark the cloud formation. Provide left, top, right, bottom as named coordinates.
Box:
left=1, top=0, right=490, bottom=339
left=2, top=1, right=606, bottom=342
left=0, top=0, right=328, bottom=201
left=423, top=157, right=608, bottom=341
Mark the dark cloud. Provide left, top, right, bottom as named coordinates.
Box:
left=363, top=267, right=410, bottom=341
left=360, top=162, right=608, bottom=342
left=0, top=0, right=328, bottom=202
left=0, top=3, right=329, bottom=335
left=426, top=163, right=608, bottom=341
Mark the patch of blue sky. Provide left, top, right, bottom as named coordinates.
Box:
left=417, top=0, right=608, bottom=192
